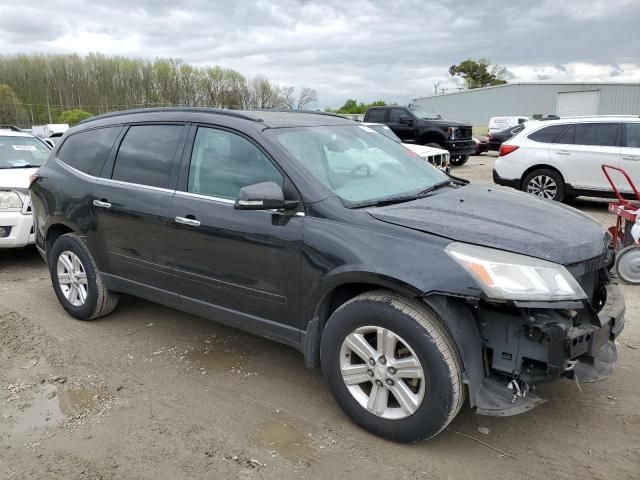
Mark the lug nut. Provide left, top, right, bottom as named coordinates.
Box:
left=386, top=379, right=395, bottom=387
left=375, top=379, right=383, bottom=386
left=368, top=358, right=376, bottom=366
left=378, top=356, right=387, bottom=365
left=387, top=366, right=396, bottom=375
left=367, top=369, right=374, bottom=377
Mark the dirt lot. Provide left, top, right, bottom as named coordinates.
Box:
left=1, top=154, right=639, bottom=480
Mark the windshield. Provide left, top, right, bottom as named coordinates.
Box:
left=366, top=124, right=402, bottom=143
left=269, top=125, right=448, bottom=206
left=0, top=136, right=50, bottom=169
left=408, top=107, right=440, bottom=120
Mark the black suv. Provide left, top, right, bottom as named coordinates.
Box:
left=31, top=108, right=624, bottom=442
left=363, top=106, right=475, bottom=166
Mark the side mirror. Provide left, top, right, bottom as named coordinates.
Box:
left=398, top=115, right=413, bottom=126
left=234, top=182, right=299, bottom=211
left=43, top=138, right=55, bottom=149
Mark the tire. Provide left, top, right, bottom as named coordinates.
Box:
left=615, top=245, right=640, bottom=284
left=450, top=155, right=469, bottom=166
left=522, top=168, right=565, bottom=202
left=49, top=233, right=119, bottom=320
left=320, top=291, right=464, bottom=442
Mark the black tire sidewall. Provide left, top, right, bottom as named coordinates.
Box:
left=522, top=169, right=565, bottom=202
left=321, top=298, right=459, bottom=442
left=450, top=155, right=469, bottom=166
left=49, top=234, right=100, bottom=320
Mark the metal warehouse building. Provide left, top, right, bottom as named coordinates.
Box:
left=412, top=82, right=640, bottom=128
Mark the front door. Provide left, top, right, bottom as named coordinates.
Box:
left=170, top=126, right=304, bottom=338
left=92, top=124, right=187, bottom=294
left=387, top=108, right=414, bottom=141
left=548, top=122, right=620, bottom=192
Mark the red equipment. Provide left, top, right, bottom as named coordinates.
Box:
left=602, top=164, right=640, bottom=283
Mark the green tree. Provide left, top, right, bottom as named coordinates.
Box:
left=58, top=109, right=93, bottom=125
left=448, top=59, right=507, bottom=89
left=334, top=99, right=386, bottom=114
left=0, top=83, right=28, bottom=126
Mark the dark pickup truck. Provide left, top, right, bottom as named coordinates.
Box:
left=364, top=106, right=475, bottom=166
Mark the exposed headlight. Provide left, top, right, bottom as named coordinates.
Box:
left=445, top=242, right=586, bottom=301
left=0, top=191, right=23, bottom=210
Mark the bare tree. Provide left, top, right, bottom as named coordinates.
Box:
left=296, top=87, right=317, bottom=110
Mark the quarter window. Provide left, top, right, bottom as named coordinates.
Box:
left=528, top=125, right=568, bottom=143
left=58, top=127, right=121, bottom=176
left=112, top=125, right=184, bottom=188
left=367, top=109, right=387, bottom=123
left=188, top=127, right=283, bottom=199
left=625, top=123, right=640, bottom=148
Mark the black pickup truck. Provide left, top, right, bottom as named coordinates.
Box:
left=364, top=106, right=475, bottom=166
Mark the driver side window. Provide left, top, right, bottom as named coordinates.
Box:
left=188, top=127, right=283, bottom=199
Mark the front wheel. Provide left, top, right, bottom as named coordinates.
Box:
left=616, top=245, right=640, bottom=284
left=450, top=155, right=469, bottom=166
left=522, top=168, right=565, bottom=202
left=320, top=291, right=464, bottom=442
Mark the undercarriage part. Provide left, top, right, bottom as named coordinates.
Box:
left=474, top=378, right=545, bottom=417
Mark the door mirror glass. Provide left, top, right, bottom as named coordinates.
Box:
left=235, top=181, right=298, bottom=210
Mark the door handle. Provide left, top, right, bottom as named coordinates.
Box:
left=175, top=216, right=201, bottom=227
left=555, top=150, right=571, bottom=155
left=622, top=156, right=640, bottom=161
left=93, top=200, right=111, bottom=208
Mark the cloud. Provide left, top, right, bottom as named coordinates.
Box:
left=0, top=0, right=638, bottom=107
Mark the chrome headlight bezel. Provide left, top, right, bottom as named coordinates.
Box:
left=0, top=190, right=23, bottom=211
left=445, top=242, right=586, bottom=301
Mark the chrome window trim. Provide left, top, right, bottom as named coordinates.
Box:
left=174, top=190, right=235, bottom=205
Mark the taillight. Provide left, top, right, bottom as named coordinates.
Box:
left=29, top=174, right=40, bottom=187
left=499, top=144, right=519, bottom=157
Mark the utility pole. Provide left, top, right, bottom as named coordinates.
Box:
left=433, top=82, right=440, bottom=96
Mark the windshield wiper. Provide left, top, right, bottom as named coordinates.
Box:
left=0, top=164, right=39, bottom=169
left=416, top=180, right=455, bottom=197
left=348, top=195, right=420, bottom=209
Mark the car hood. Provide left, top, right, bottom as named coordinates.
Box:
left=417, top=119, right=471, bottom=128
left=403, top=143, right=448, bottom=156
left=367, top=184, right=607, bottom=265
left=0, top=167, right=38, bottom=190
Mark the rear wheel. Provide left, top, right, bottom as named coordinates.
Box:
left=320, top=291, right=464, bottom=442
left=522, top=168, right=565, bottom=202
left=450, top=155, right=469, bottom=166
left=49, top=233, right=119, bottom=320
left=616, top=245, right=640, bottom=284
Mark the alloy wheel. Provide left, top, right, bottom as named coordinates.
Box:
left=527, top=175, right=557, bottom=199
left=56, top=250, right=88, bottom=307
left=339, top=325, right=426, bottom=420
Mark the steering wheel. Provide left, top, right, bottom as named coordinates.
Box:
left=349, top=163, right=372, bottom=178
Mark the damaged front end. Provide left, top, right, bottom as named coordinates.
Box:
left=428, top=248, right=625, bottom=417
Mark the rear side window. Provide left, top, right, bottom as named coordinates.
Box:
left=58, top=127, right=121, bottom=176
left=624, top=123, right=640, bottom=148
left=188, top=127, right=283, bottom=199
left=112, top=125, right=184, bottom=188
left=573, top=123, right=618, bottom=147
left=367, top=109, right=387, bottom=123
left=528, top=125, right=568, bottom=143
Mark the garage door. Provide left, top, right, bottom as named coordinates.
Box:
left=556, top=90, right=600, bottom=117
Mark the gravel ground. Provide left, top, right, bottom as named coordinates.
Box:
left=1, top=153, right=639, bottom=480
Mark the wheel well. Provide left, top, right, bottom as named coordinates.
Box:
left=419, top=131, right=445, bottom=146
left=45, top=224, right=73, bottom=258
left=520, top=165, right=564, bottom=189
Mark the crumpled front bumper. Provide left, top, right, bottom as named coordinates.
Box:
left=474, top=283, right=625, bottom=416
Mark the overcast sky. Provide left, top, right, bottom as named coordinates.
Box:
left=0, top=0, right=638, bottom=107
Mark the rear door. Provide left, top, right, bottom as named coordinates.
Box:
left=92, top=123, right=188, bottom=295
left=170, top=125, right=304, bottom=336
left=619, top=123, right=640, bottom=191
left=548, top=122, right=620, bottom=191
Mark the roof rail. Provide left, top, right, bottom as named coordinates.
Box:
left=0, top=125, right=23, bottom=132
left=78, top=107, right=264, bottom=125
left=255, top=108, right=346, bottom=118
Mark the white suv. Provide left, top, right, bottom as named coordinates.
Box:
left=0, top=126, right=51, bottom=248
left=493, top=116, right=640, bottom=202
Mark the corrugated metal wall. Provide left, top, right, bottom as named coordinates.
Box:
left=412, top=83, right=640, bottom=128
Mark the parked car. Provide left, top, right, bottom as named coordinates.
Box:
left=493, top=115, right=640, bottom=202
left=473, top=134, right=488, bottom=155
left=488, top=116, right=530, bottom=133
left=0, top=125, right=51, bottom=248
left=363, top=106, right=475, bottom=166
left=32, top=123, right=69, bottom=139
left=31, top=108, right=624, bottom=442
left=487, top=124, right=525, bottom=151
left=363, top=122, right=450, bottom=172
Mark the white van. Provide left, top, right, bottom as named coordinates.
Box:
left=488, top=116, right=529, bottom=133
